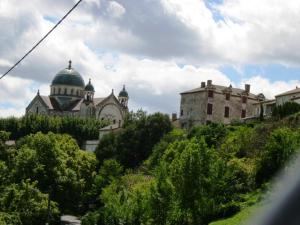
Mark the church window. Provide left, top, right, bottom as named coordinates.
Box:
left=207, top=103, right=213, bottom=115
left=224, top=106, right=229, bottom=118
left=113, top=119, right=116, bottom=124
left=64, top=88, right=67, bottom=95
left=71, top=89, right=74, bottom=95
left=58, top=88, right=61, bottom=94
left=241, top=109, right=246, bottom=118
left=76, top=90, right=79, bottom=96
left=36, top=106, right=39, bottom=114
left=53, top=88, right=56, bottom=94
left=208, top=90, right=214, bottom=98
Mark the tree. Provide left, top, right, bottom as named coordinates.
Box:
left=0, top=180, right=59, bottom=225
left=256, top=127, right=300, bottom=184
left=12, top=132, right=97, bottom=214
left=96, top=112, right=172, bottom=168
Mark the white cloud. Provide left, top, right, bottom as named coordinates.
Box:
left=1, top=0, right=300, bottom=117
left=241, top=76, right=300, bottom=99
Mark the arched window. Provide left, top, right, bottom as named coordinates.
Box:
left=58, top=88, right=61, bottom=94
left=71, top=89, right=74, bottom=95
left=64, top=88, right=67, bottom=95
left=53, top=87, right=56, bottom=94
left=76, top=90, right=79, bottom=96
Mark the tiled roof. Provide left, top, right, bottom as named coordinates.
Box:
left=94, top=97, right=105, bottom=106
left=275, top=88, right=300, bottom=97
left=181, top=84, right=258, bottom=98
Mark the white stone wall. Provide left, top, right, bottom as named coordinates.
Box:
left=26, top=98, right=49, bottom=115
left=50, top=85, right=84, bottom=97
left=98, top=103, right=123, bottom=125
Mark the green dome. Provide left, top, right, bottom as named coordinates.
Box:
left=119, top=85, right=128, bottom=97
left=85, top=79, right=95, bottom=92
left=51, top=61, right=85, bottom=88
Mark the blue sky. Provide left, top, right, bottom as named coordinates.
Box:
left=0, top=0, right=300, bottom=117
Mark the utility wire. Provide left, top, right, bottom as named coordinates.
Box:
left=0, top=0, right=83, bottom=80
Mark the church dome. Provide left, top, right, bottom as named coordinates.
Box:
left=51, top=61, right=85, bottom=88
left=118, top=85, right=128, bottom=98
left=85, top=79, right=95, bottom=92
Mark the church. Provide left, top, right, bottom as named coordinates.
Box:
left=26, top=60, right=129, bottom=126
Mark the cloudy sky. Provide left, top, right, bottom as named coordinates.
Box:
left=1, top=0, right=300, bottom=117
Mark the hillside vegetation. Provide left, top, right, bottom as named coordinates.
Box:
left=0, top=110, right=300, bottom=225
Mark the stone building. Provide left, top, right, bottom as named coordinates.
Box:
left=179, top=80, right=263, bottom=128
left=252, top=87, right=300, bottom=118
left=26, top=61, right=129, bottom=126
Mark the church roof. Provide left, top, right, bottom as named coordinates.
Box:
left=118, top=85, right=128, bottom=97
left=51, top=61, right=85, bottom=88
left=85, top=79, right=95, bottom=92
left=94, top=97, right=105, bottom=105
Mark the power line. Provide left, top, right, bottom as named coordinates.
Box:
left=0, top=0, right=83, bottom=80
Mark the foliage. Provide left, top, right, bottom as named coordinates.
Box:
left=12, top=132, right=97, bottom=214
left=0, top=212, right=22, bottom=225
left=0, top=180, right=59, bottom=225
left=0, top=114, right=108, bottom=145
left=256, top=127, right=300, bottom=184
left=272, top=102, right=300, bottom=119
left=145, top=128, right=186, bottom=169
left=96, top=111, right=172, bottom=168
left=187, top=123, right=228, bottom=148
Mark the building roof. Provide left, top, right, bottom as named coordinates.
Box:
left=253, top=99, right=276, bottom=105
left=181, top=84, right=258, bottom=99
left=51, top=61, right=85, bottom=88
left=275, top=87, right=300, bottom=97
left=85, top=79, right=95, bottom=92
left=118, top=85, right=128, bottom=98
left=94, top=97, right=105, bottom=105
left=39, top=95, right=83, bottom=112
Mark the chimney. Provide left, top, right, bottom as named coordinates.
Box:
left=171, top=113, right=177, bottom=121
left=201, top=82, right=206, bottom=88
left=245, top=84, right=250, bottom=93
left=207, top=80, right=212, bottom=86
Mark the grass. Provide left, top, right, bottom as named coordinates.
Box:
left=209, top=204, right=257, bottom=225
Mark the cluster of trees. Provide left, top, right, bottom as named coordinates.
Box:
left=1, top=110, right=300, bottom=225
left=0, top=131, right=97, bottom=225
left=0, top=114, right=108, bottom=145
left=83, top=117, right=300, bottom=224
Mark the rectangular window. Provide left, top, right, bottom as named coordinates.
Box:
left=207, top=103, right=213, bottom=115
left=242, top=96, right=247, bottom=103
left=241, top=109, right=246, bottom=118
left=208, top=90, right=214, bottom=98
left=224, top=106, right=230, bottom=118
left=180, top=109, right=183, bottom=116
left=225, top=93, right=230, bottom=100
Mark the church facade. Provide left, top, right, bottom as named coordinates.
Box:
left=26, top=61, right=129, bottom=126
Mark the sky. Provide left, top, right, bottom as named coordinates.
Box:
left=1, top=0, right=300, bottom=117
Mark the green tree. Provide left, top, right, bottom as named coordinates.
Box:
left=12, top=132, right=97, bottom=214
left=96, top=112, right=172, bottom=168
left=256, top=127, right=300, bottom=184
left=0, top=180, right=59, bottom=225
